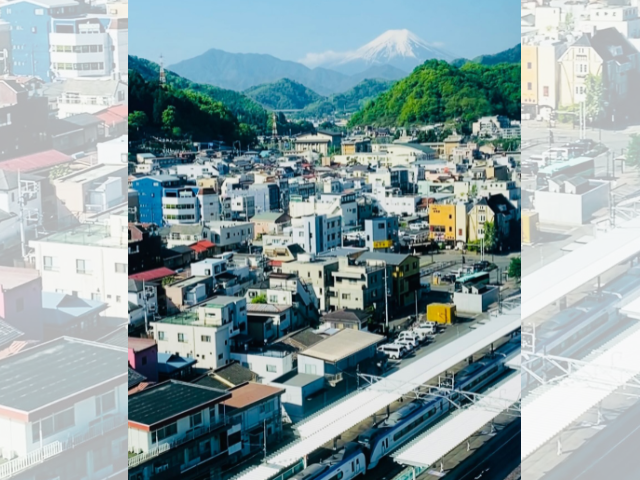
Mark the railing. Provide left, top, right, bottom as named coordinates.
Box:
left=0, top=442, right=62, bottom=479
left=67, top=413, right=126, bottom=448
left=128, top=443, right=170, bottom=469
left=129, top=417, right=229, bottom=469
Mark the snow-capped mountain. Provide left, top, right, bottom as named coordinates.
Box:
left=300, top=29, right=456, bottom=75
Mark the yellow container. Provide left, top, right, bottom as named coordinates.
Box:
left=427, top=303, right=457, bottom=324
left=522, top=211, right=539, bottom=244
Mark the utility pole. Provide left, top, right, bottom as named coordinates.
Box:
left=143, top=279, right=149, bottom=336
left=415, top=290, right=418, bottom=323
left=18, top=170, right=27, bottom=260
left=263, top=419, right=267, bottom=462
left=383, top=261, right=389, bottom=334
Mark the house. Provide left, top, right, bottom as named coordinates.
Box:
left=45, top=77, right=128, bottom=118
left=207, top=221, right=254, bottom=253
left=230, top=344, right=294, bottom=382
left=356, top=252, right=421, bottom=308
left=152, top=297, right=249, bottom=370
left=164, top=276, right=215, bottom=314
left=293, top=131, right=342, bottom=156
left=246, top=303, right=294, bottom=344
left=222, top=383, right=285, bottom=459
left=0, top=0, right=86, bottom=81
left=194, top=362, right=258, bottom=390
left=328, top=256, right=385, bottom=315
left=268, top=370, right=325, bottom=423
left=128, top=223, right=163, bottom=274
left=29, top=213, right=129, bottom=319
left=251, top=211, right=291, bottom=239
left=559, top=28, right=640, bottom=118
left=0, top=266, right=43, bottom=340
left=280, top=254, right=340, bottom=312
left=127, top=381, right=232, bottom=477
left=41, top=291, right=108, bottom=339
left=156, top=353, right=197, bottom=381
left=164, top=224, right=211, bottom=249
left=0, top=337, right=126, bottom=479
left=128, top=337, right=159, bottom=382
left=467, top=194, right=518, bottom=249
left=364, top=216, right=399, bottom=253
left=53, top=163, right=127, bottom=220
left=130, top=175, right=184, bottom=224
left=297, top=328, right=385, bottom=377
left=94, top=105, right=128, bottom=139
left=0, top=79, right=49, bottom=159
left=290, top=214, right=342, bottom=254
left=321, top=309, right=371, bottom=331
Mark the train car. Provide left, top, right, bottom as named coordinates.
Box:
left=522, top=266, right=640, bottom=390
left=358, top=338, right=519, bottom=469
left=291, top=442, right=366, bottom=480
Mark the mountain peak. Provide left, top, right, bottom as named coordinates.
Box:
left=345, top=29, right=432, bottom=63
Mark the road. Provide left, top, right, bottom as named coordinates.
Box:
left=541, top=399, right=640, bottom=480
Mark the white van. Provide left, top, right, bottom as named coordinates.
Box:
left=398, top=331, right=421, bottom=347
left=395, top=338, right=416, bottom=352
left=377, top=344, right=406, bottom=360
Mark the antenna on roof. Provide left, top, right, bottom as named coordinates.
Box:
left=159, top=54, right=166, bottom=87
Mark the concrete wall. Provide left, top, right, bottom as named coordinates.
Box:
left=298, top=355, right=325, bottom=376
left=534, top=182, right=609, bottom=226
left=453, top=286, right=500, bottom=313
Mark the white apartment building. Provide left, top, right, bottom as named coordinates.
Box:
left=97, top=135, right=128, bottom=164
left=581, top=5, right=640, bottom=39
left=0, top=337, right=126, bottom=479
left=152, top=297, right=248, bottom=370
left=29, top=212, right=128, bottom=319
left=50, top=18, right=113, bottom=79
left=173, top=163, right=220, bottom=180
left=289, top=192, right=357, bottom=230
left=52, top=78, right=128, bottom=118
left=291, top=214, right=342, bottom=255
left=208, top=221, right=254, bottom=252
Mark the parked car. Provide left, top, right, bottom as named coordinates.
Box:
left=395, top=338, right=417, bottom=352
left=377, top=343, right=407, bottom=360
left=398, top=331, right=421, bottom=348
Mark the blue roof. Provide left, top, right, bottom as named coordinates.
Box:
left=157, top=352, right=197, bottom=374
left=42, top=292, right=108, bottom=326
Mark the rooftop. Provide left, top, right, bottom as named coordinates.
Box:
left=300, top=328, right=385, bottom=363
left=166, top=276, right=211, bottom=289
left=128, top=380, right=230, bottom=429
left=127, top=337, right=157, bottom=353
left=128, top=368, right=147, bottom=390
left=0, top=266, right=40, bottom=290
left=224, top=382, right=284, bottom=410
left=0, top=337, right=126, bottom=419
left=271, top=370, right=323, bottom=388
left=129, top=267, right=176, bottom=282
left=357, top=251, right=412, bottom=266
left=34, top=223, right=124, bottom=248
left=0, top=150, right=72, bottom=173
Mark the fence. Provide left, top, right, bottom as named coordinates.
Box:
left=0, top=442, right=62, bottom=479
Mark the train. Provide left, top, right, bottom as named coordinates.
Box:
left=291, top=338, right=521, bottom=480
left=522, top=266, right=640, bottom=390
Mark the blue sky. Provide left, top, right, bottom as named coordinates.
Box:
left=130, top=0, right=520, bottom=66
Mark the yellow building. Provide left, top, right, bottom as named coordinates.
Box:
left=467, top=200, right=494, bottom=243
left=429, top=204, right=456, bottom=242
left=558, top=36, right=603, bottom=108
left=522, top=45, right=538, bottom=107
left=522, top=211, right=539, bottom=244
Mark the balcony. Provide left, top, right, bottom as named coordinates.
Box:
left=129, top=417, right=228, bottom=469
left=1, top=413, right=125, bottom=479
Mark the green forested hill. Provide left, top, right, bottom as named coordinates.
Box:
left=348, top=60, right=520, bottom=127
left=129, top=55, right=269, bottom=132
left=302, top=78, right=395, bottom=117
left=244, top=78, right=323, bottom=110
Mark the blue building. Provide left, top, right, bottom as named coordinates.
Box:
left=0, top=0, right=85, bottom=81
left=131, top=175, right=183, bottom=225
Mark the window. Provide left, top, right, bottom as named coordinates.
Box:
left=141, top=356, right=147, bottom=366
left=76, top=259, right=89, bottom=274
left=218, top=353, right=223, bottom=360
left=91, top=293, right=101, bottom=301
left=42, top=257, right=56, bottom=271
left=116, top=295, right=122, bottom=303
left=157, top=331, right=165, bottom=341
left=32, top=408, right=75, bottom=440
left=266, top=364, right=277, bottom=373
left=178, top=333, right=186, bottom=343
left=16, top=298, right=23, bottom=312
left=154, top=422, right=177, bottom=442
left=35, top=8, right=44, bottom=15
left=189, top=412, right=202, bottom=428
left=115, top=263, right=126, bottom=273
left=95, top=391, right=116, bottom=415
left=543, top=86, right=549, bottom=97
left=527, top=82, right=532, bottom=91
left=527, top=62, right=532, bottom=69
left=304, top=364, right=317, bottom=375
left=31, top=27, right=37, bottom=33
left=201, top=335, right=211, bottom=342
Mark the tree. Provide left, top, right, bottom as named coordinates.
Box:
left=508, top=257, right=521, bottom=282
left=563, top=12, right=574, bottom=32
left=626, top=134, right=640, bottom=168
left=128, top=111, right=148, bottom=131
left=483, top=220, right=497, bottom=252
left=162, top=105, right=178, bottom=133
left=251, top=293, right=267, bottom=304
left=585, top=74, right=605, bottom=124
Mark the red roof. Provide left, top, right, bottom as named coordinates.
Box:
left=94, top=104, right=127, bottom=125
left=190, top=240, right=215, bottom=253
left=129, top=267, right=176, bottom=282
left=0, top=150, right=72, bottom=172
